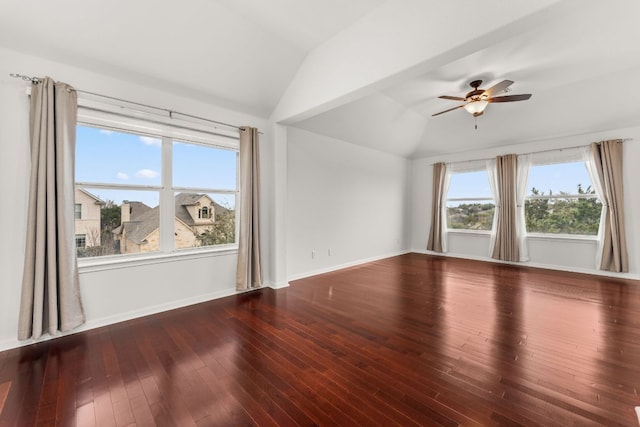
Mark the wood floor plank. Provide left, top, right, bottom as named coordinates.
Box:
left=2, top=253, right=640, bottom=425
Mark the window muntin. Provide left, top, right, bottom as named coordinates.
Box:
left=446, top=169, right=495, bottom=231
left=525, top=161, right=601, bottom=236
left=75, top=119, right=239, bottom=260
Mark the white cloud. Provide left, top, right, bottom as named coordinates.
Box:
left=99, top=129, right=114, bottom=135
left=116, top=172, right=129, bottom=180
left=139, top=136, right=161, bottom=146
left=136, top=169, right=159, bottom=179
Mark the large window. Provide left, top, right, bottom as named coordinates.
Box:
left=525, top=161, right=601, bottom=236
left=446, top=167, right=495, bottom=231
left=74, top=111, right=239, bottom=260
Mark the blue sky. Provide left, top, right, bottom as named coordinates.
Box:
left=447, top=162, right=593, bottom=199
left=76, top=126, right=237, bottom=208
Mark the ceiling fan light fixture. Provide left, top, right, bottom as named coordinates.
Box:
left=464, top=100, right=488, bottom=115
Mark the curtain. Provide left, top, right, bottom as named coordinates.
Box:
left=487, top=159, right=499, bottom=255
left=590, top=140, right=628, bottom=272
left=236, top=127, right=263, bottom=290
left=18, top=77, right=85, bottom=340
left=582, top=146, right=607, bottom=269
left=427, top=162, right=450, bottom=252
left=490, top=154, right=519, bottom=261
left=515, top=154, right=531, bottom=261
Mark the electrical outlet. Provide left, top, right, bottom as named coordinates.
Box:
left=311, top=250, right=316, bottom=259
left=328, top=248, right=332, bottom=256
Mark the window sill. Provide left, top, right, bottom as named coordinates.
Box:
left=447, top=229, right=492, bottom=236
left=445, top=230, right=597, bottom=244
left=526, top=233, right=597, bottom=243
left=78, top=245, right=239, bottom=273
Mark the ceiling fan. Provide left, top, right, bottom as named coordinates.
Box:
left=432, top=79, right=531, bottom=118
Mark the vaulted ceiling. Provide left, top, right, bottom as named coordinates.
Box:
left=1, top=0, right=639, bottom=158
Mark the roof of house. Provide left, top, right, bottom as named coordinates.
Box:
left=76, top=188, right=105, bottom=205
left=127, top=201, right=152, bottom=219
left=113, top=193, right=229, bottom=245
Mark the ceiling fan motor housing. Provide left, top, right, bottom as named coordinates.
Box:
left=465, top=80, right=486, bottom=100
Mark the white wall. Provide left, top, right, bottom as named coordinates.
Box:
left=287, top=127, right=409, bottom=279
left=0, top=47, right=275, bottom=351
left=409, top=126, right=640, bottom=279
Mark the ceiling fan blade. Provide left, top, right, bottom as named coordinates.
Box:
left=438, top=95, right=466, bottom=101
left=484, top=80, right=514, bottom=97
left=487, top=94, right=532, bottom=103
left=432, top=105, right=465, bottom=116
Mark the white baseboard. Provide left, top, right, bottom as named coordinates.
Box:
left=0, top=287, right=241, bottom=353
left=412, top=249, right=640, bottom=281
left=288, top=250, right=410, bottom=282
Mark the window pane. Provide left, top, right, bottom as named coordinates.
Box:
left=173, top=142, right=237, bottom=190
left=447, top=170, right=492, bottom=199
left=525, top=197, right=602, bottom=235
left=76, top=126, right=161, bottom=186
left=174, top=192, right=236, bottom=250
left=447, top=201, right=495, bottom=231
left=527, top=162, right=593, bottom=196
left=74, top=188, right=160, bottom=258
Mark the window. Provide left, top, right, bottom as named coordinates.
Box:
left=199, top=206, right=211, bottom=219
left=74, top=203, right=82, bottom=219
left=525, top=161, right=602, bottom=236
left=75, top=234, right=86, bottom=248
left=74, top=110, right=239, bottom=260
left=446, top=167, right=495, bottom=231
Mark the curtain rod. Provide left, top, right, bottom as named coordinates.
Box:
left=10, top=73, right=258, bottom=134
left=435, top=139, right=632, bottom=166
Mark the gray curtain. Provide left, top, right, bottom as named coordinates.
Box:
left=592, top=140, right=628, bottom=272
left=427, top=162, right=447, bottom=252
left=491, top=154, right=519, bottom=262
left=18, top=77, right=85, bottom=340
left=236, top=127, right=262, bottom=290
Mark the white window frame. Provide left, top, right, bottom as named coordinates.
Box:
left=75, top=102, right=241, bottom=271
left=524, top=149, right=600, bottom=239
left=445, top=161, right=495, bottom=234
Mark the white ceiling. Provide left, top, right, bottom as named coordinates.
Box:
left=1, top=0, right=639, bottom=158
left=0, top=0, right=384, bottom=117
left=295, top=0, right=640, bottom=157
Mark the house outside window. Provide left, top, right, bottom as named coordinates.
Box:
left=446, top=163, right=495, bottom=231
left=74, top=203, right=82, bottom=219
left=525, top=158, right=602, bottom=236
left=74, top=107, right=239, bottom=261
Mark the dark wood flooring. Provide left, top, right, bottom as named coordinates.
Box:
left=1, top=253, right=640, bottom=426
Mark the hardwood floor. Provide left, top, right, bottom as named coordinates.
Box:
left=1, top=253, right=640, bottom=426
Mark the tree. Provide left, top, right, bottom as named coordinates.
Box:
left=448, top=184, right=602, bottom=235
left=525, top=185, right=601, bottom=235
left=196, top=208, right=235, bottom=246
left=101, top=201, right=121, bottom=232
left=447, top=202, right=494, bottom=230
